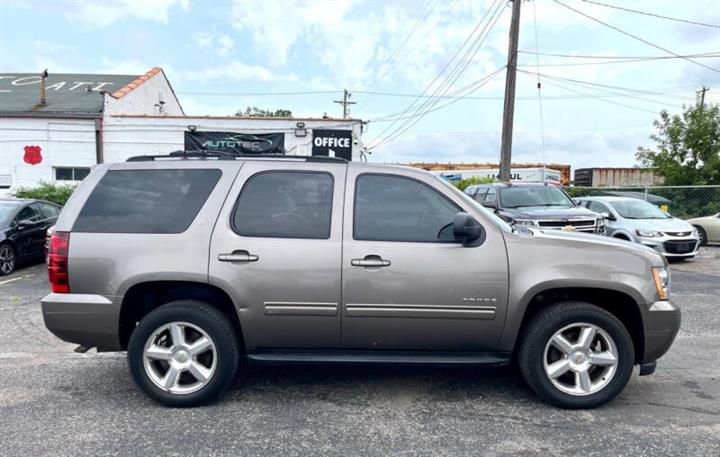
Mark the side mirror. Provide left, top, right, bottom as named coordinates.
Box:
left=453, top=212, right=486, bottom=247
left=481, top=200, right=497, bottom=210
left=600, top=212, right=615, bottom=221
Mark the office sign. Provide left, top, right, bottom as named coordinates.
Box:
left=311, top=129, right=352, bottom=160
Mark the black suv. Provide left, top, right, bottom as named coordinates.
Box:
left=466, top=183, right=604, bottom=234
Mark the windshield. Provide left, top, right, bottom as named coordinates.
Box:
left=609, top=199, right=670, bottom=219
left=499, top=186, right=574, bottom=208
left=435, top=177, right=512, bottom=233
left=0, top=202, right=20, bottom=224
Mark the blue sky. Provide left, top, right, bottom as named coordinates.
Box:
left=1, top=0, right=719, bottom=168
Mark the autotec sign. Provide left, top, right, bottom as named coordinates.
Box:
left=184, top=131, right=285, bottom=155
left=311, top=129, right=353, bottom=160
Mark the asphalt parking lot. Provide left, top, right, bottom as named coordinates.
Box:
left=1, top=249, right=719, bottom=456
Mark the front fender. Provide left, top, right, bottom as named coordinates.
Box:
left=497, top=231, right=660, bottom=352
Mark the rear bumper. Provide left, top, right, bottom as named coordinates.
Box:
left=41, top=293, right=122, bottom=351
left=642, top=300, right=681, bottom=364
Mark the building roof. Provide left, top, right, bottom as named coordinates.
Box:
left=0, top=70, right=154, bottom=116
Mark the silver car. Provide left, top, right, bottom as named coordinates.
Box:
left=41, top=152, right=680, bottom=409
left=577, top=196, right=700, bottom=260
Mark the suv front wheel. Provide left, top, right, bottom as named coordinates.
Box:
left=128, top=300, right=241, bottom=407
left=518, top=301, right=634, bottom=409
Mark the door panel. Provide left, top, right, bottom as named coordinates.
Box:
left=341, top=169, right=509, bottom=350
left=209, top=161, right=346, bottom=350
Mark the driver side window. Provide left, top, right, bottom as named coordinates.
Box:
left=15, top=205, right=40, bottom=224
left=354, top=174, right=461, bottom=242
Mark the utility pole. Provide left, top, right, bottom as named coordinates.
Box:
left=697, top=86, right=709, bottom=110
left=334, top=89, right=356, bottom=119
left=499, top=0, right=522, bottom=182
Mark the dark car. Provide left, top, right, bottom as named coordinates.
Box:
left=466, top=183, right=604, bottom=234
left=0, top=199, right=61, bottom=275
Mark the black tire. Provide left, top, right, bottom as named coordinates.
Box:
left=518, top=301, right=634, bottom=409
left=695, top=226, right=707, bottom=246
left=128, top=300, right=241, bottom=407
left=0, top=242, right=16, bottom=276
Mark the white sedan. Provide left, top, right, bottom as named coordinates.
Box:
left=687, top=213, right=720, bottom=246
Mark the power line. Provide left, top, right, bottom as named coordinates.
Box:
left=370, top=6, right=504, bottom=149
left=518, top=70, right=687, bottom=109
left=580, top=0, right=720, bottom=29
left=516, top=69, right=696, bottom=99
left=369, top=67, right=505, bottom=124
left=531, top=0, right=546, bottom=180
left=518, top=53, right=720, bottom=67
left=368, top=0, right=505, bottom=150
left=353, top=88, right=692, bottom=101
left=552, top=0, right=720, bottom=74
left=177, top=90, right=340, bottom=96
left=356, top=0, right=443, bottom=108
left=518, top=50, right=720, bottom=60
left=539, top=78, right=660, bottom=114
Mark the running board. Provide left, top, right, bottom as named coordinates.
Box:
left=247, top=349, right=511, bottom=366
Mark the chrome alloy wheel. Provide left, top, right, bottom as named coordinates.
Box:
left=543, top=322, right=619, bottom=396
left=143, top=322, right=217, bottom=395
left=0, top=245, right=15, bottom=275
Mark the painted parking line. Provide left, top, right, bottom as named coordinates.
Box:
left=0, top=274, right=35, bottom=286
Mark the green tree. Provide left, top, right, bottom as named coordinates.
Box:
left=236, top=106, right=292, bottom=118
left=450, top=176, right=496, bottom=192
left=636, top=103, right=720, bottom=185
left=12, top=181, right=77, bottom=206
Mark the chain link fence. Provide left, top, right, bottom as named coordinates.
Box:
left=564, top=185, right=720, bottom=219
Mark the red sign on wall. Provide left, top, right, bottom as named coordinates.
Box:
left=23, top=145, right=43, bottom=165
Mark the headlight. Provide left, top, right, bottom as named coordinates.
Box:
left=513, top=219, right=536, bottom=226
left=636, top=229, right=663, bottom=238
left=652, top=267, right=670, bottom=300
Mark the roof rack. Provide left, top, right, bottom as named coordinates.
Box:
left=126, top=149, right=348, bottom=163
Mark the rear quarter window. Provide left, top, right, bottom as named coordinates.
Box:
left=73, top=169, right=221, bottom=234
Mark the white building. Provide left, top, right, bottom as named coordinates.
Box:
left=0, top=67, right=365, bottom=195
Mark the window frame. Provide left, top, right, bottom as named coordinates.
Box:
left=54, top=166, right=91, bottom=182
left=230, top=169, right=335, bottom=240
left=352, top=172, right=464, bottom=244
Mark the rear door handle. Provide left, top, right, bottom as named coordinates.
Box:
left=351, top=255, right=391, bottom=267
left=218, top=250, right=259, bottom=263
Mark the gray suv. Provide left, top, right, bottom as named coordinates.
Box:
left=42, top=152, right=680, bottom=409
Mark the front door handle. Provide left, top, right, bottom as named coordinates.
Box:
left=218, top=250, right=259, bottom=263
left=351, top=255, right=391, bottom=267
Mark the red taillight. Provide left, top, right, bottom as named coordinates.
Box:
left=48, top=231, right=70, bottom=293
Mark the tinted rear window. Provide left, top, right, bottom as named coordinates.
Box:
left=73, top=169, right=221, bottom=233
left=232, top=171, right=333, bottom=239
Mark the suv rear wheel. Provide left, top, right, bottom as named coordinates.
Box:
left=518, top=301, right=634, bottom=409
left=128, top=300, right=241, bottom=407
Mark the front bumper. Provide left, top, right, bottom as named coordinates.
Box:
left=41, top=293, right=122, bottom=351
left=642, top=300, right=681, bottom=363
left=637, top=235, right=700, bottom=258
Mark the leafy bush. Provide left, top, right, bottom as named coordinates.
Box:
left=12, top=181, right=77, bottom=206
left=450, top=176, right=496, bottom=192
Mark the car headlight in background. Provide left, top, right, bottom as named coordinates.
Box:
left=636, top=229, right=664, bottom=238
left=513, top=219, right=537, bottom=226
left=652, top=266, right=670, bottom=300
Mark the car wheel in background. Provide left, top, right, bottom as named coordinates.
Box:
left=0, top=243, right=16, bottom=276
left=694, top=226, right=707, bottom=246
left=518, top=301, right=634, bottom=409
left=128, top=300, right=241, bottom=407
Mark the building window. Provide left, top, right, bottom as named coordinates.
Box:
left=55, top=167, right=91, bottom=182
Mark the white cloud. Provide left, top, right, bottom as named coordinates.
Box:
left=64, top=0, right=189, bottom=29
left=193, top=31, right=235, bottom=57
left=177, top=61, right=299, bottom=84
